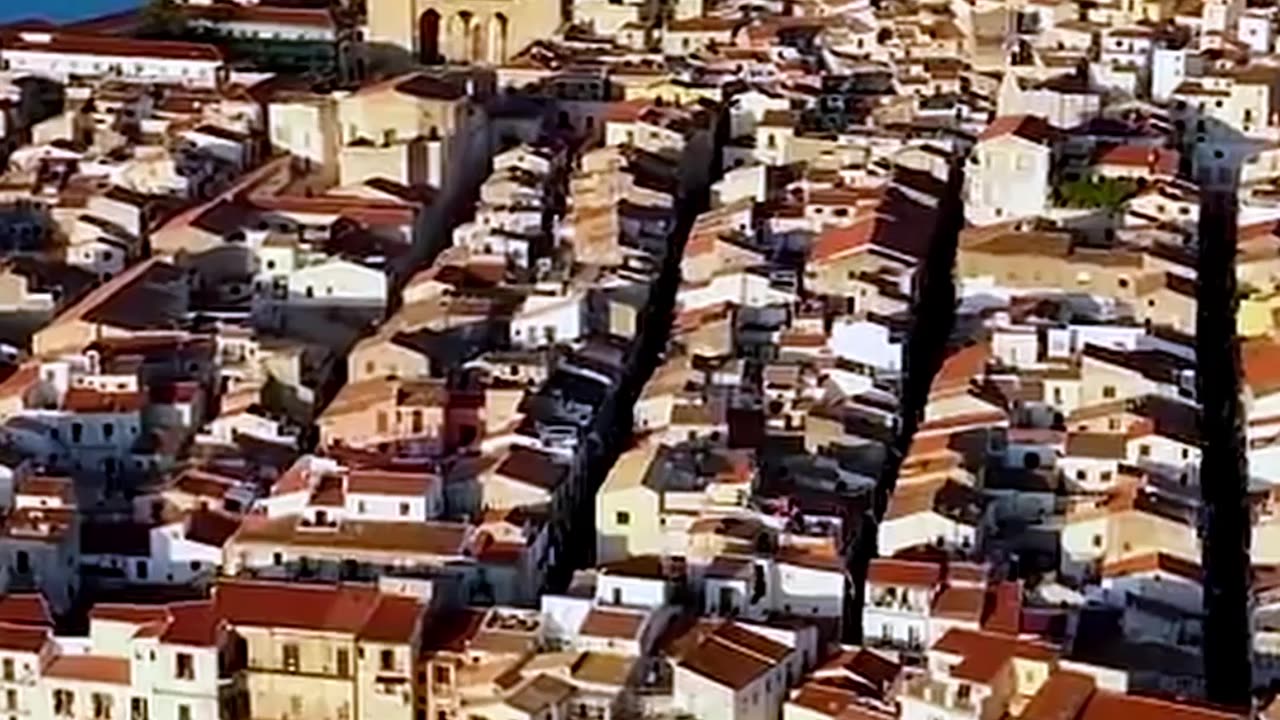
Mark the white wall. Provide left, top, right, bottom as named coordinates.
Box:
left=829, top=319, right=902, bottom=373
left=1, top=47, right=221, bottom=87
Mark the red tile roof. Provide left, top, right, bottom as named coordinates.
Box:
left=1243, top=338, right=1280, bottom=396
left=1080, top=690, right=1246, bottom=720
left=931, top=585, right=985, bottom=621
left=0, top=595, right=52, bottom=628
left=161, top=601, right=222, bottom=647
left=44, top=655, right=131, bottom=685
left=579, top=609, right=646, bottom=639
left=1020, top=670, right=1096, bottom=720
left=214, top=580, right=421, bottom=641
left=89, top=605, right=170, bottom=625
left=809, top=215, right=881, bottom=263
left=347, top=470, right=434, bottom=497
left=866, top=559, right=942, bottom=587
left=419, top=608, right=486, bottom=653
left=183, top=3, right=335, bottom=28
left=359, top=595, right=424, bottom=643
left=930, top=343, right=990, bottom=395
left=63, top=387, right=146, bottom=413
left=982, top=581, right=1022, bottom=635
left=0, top=30, right=222, bottom=62
left=932, top=628, right=1056, bottom=683
left=977, top=115, right=1056, bottom=144
left=0, top=622, right=50, bottom=653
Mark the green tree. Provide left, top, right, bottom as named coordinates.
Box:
left=137, top=0, right=188, bottom=39
left=1054, top=176, right=1141, bottom=210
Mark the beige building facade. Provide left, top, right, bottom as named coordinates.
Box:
left=367, top=0, right=561, bottom=64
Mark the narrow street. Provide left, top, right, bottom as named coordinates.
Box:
left=1197, top=190, right=1253, bottom=706
left=544, top=158, right=715, bottom=591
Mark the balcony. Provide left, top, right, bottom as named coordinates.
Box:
left=901, top=675, right=977, bottom=716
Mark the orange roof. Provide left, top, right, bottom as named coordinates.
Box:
left=44, top=655, right=130, bottom=685
left=977, top=115, right=1055, bottom=144
left=866, top=559, right=942, bottom=587
left=63, top=387, right=146, bottom=413
left=932, top=628, right=1056, bottom=682
left=931, top=586, right=985, bottom=621
left=579, top=609, right=646, bottom=639
left=930, top=343, right=991, bottom=394
left=1243, top=338, right=1280, bottom=396
left=809, top=215, right=881, bottom=263
left=0, top=622, right=50, bottom=653
left=1080, top=691, right=1246, bottom=720
left=214, top=579, right=421, bottom=641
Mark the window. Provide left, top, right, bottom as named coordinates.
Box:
left=380, top=649, right=396, bottom=672
left=2, top=658, right=12, bottom=681
left=71, top=423, right=83, bottom=443
left=399, top=503, right=410, bottom=517
left=135, top=560, right=148, bottom=580
left=337, top=649, right=350, bottom=677
left=1101, top=385, right=1116, bottom=399
left=615, top=511, right=630, bottom=526
left=5, top=689, right=15, bottom=710
left=272, top=552, right=283, bottom=566
left=177, top=706, right=190, bottom=720
left=283, top=644, right=300, bottom=672
left=92, top=692, right=112, bottom=720
left=53, top=690, right=73, bottom=717
left=175, top=652, right=194, bottom=680
left=434, top=665, right=450, bottom=687
left=1139, top=444, right=1151, bottom=457
left=103, top=423, right=114, bottom=440
left=130, top=698, right=147, bottom=720
left=1092, top=534, right=1103, bottom=548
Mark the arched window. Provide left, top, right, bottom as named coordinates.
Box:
left=419, top=10, right=441, bottom=64
left=490, top=13, right=509, bottom=62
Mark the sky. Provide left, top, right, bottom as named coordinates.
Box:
left=0, top=0, right=138, bottom=23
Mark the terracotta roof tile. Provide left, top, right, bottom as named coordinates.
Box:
left=0, top=622, right=50, bottom=653
left=0, top=595, right=52, bottom=628
left=931, top=628, right=1056, bottom=683
left=978, top=115, right=1056, bottom=144
left=215, top=580, right=419, bottom=641
left=0, top=31, right=222, bottom=62
left=866, top=559, right=942, bottom=587
left=44, top=655, right=130, bottom=685
left=359, top=595, right=424, bottom=643
left=579, top=609, right=645, bottom=639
